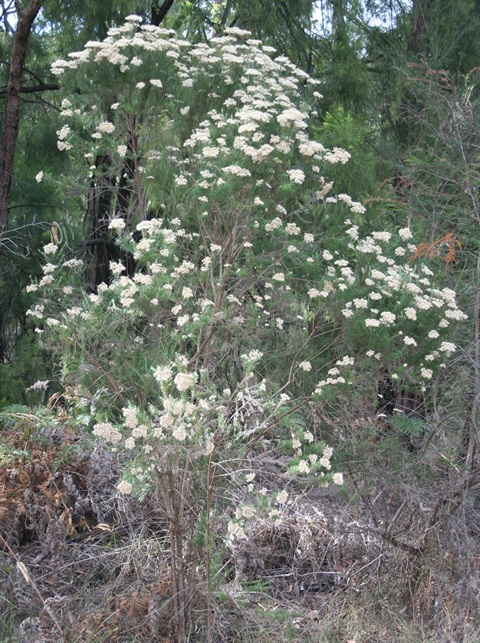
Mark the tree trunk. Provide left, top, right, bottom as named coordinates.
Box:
left=82, top=3, right=175, bottom=288
left=84, top=154, right=116, bottom=291
left=151, top=0, right=176, bottom=27
left=0, top=0, right=44, bottom=240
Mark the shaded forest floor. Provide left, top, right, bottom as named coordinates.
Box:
left=1, top=417, right=480, bottom=642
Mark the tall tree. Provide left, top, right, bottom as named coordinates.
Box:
left=0, top=0, right=44, bottom=239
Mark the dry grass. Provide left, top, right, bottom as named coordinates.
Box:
left=1, top=418, right=479, bottom=642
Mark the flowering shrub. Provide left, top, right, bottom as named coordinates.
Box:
left=31, top=12, right=466, bottom=492
left=28, top=15, right=465, bottom=634
left=310, top=220, right=467, bottom=391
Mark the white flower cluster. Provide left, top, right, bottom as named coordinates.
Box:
left=26, top=380, right=49, bottom=392
left=316, top=223, right=467, bottom=381
left=174, top=372, right=197, bottom=392
left=228, top=438, right=343, bottom=542
left=43, top=243, right=58, bottom=255
left=51, top=18, right=351, bottom=229
left=93, top=422, right=122, bottom=444
left=315, top=356, right=355, bottom=396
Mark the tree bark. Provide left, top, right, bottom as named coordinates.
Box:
left=151, top=0, right=176, bottom=27
left=85, top=153, right=116, bottom=291
left=0, top=0, right=44, bottom=240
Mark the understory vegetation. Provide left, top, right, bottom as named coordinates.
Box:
left=1, top=2, right=480, bottom=641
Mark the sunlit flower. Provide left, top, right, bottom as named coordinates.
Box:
left=444, top=309, right=467, bottom=320
left=43, top=243, right=57, bottom=255
left=333, top=472, right=344, bottom=485
left=287, top=169, right=305, bottom=184
left=203, top=146, right=220, bottom=158
left=154, top=365, right=172, bottom=382
left=380, top=311, right=396, bottom=325
left=439, top=341, right=456, bottom=354
left=222, top=165, right=251, bottom=177
left=324, top=147, right=350, bottom=164
left=336, top=356, right=354, bottom=366
left=285, top=223, right=300, bottom=235
left=398, top=228, right=413, bottom=241
left=372, top=231, right=392, bottom=243
left=365, top=318, right=380, bottom=327
left=174, top=372, right=197, bottom=392
left=93, top=422, right=122, bottom=444
left=353, top=298, right=367, bottom=309
left=320, top=456, right=331, bottom=470
left=109, top=218, right=126, bottom=230
left=97, top=121, right=115, bottom=134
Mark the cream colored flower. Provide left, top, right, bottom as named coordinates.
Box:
left=117, top=480, right=133, bottom=495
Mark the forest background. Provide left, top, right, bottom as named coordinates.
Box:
left=0, top=1, right=480, bottom=641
